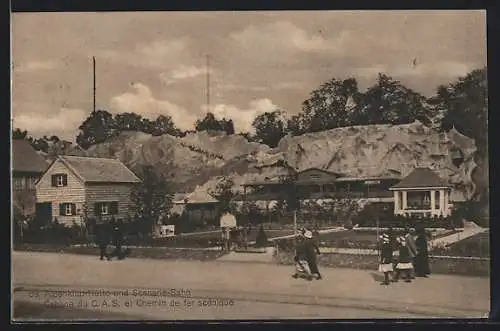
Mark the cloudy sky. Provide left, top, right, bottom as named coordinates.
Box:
left=11, top=10, right=486, bottom=141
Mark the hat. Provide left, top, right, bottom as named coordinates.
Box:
left=380, top=234, right=390, bottom=243
left=304, top=230, right=313, bottom=239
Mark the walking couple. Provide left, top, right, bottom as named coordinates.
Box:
left=292, top=228, right=322, bottom=281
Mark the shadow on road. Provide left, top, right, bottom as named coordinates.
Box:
left=370, top=272, right=386, bottom=283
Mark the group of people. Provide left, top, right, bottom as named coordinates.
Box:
left=95, top=218, right=127, bottom=261
left=378, top=225, right=431, bottom=285
left=292, top=228, right=322, bottom=281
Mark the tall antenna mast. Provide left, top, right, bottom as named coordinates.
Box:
left=92, top=56, right=96, bottom=113
left=206, top=54, right=210, bottom=113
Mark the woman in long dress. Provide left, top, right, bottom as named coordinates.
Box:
left=414, top=225, right=431, bottom=277
left=393, top=236, right=414, bottom=283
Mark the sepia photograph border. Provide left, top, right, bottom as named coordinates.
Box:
left=8, top=0, right=499, bottom=327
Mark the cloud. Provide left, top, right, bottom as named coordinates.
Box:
left=201, top=98, right=280, bottom=133
left=14, top=60, right=57, bottom=73
left=138, top=38, right=191, bottom=59
left=13, top=107, right=86, bottom=141
left=393, top=61, right=473, bottom=78
left=160, top=65, right=206, bottom=85
left=110, top=82, right=197, bottom=130
left=96, top=37, right=192, bottom=69
left=230, top=21, right=348, bottom=56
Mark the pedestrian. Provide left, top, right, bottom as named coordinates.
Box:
left=404, top=227, right=418, bottom=279
left=95, top=221, right=111, bottom=261
left=378, top=233, right=394, bottom=285
left=292, top=232, right=313, bottom=281
left=414, top=225, right=431, bottom=277
left=303, top=230, right=322, bottom=280
left=393, top=236, right=414, bottom=283
left=110, top=217, right=125, bottom=260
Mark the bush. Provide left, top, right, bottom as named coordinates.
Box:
left=255, top=225, right=269, bottom=247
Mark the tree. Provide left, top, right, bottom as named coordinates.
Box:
left=286, top=114, right=307, bottom=136
left=251, top=110, right=287, bottom=148
left=76, top=110, right=117, bottom=149
left=150, top=114, right=183, bottom=136
left=223, top=119, right=235, bottom=135
left=114, top=112, right=144, bottom=132
left=195, top=112, right=224, bottom=132
left=208, top=176, right=235, bottom=215
left=301, top=77, right=362, bottom=132
left=430, top=68, right=488, bottom=205
left=431, top=68, right=487, bottom=154
left=352, top=73, right=433, bottom=126
left=130, top=165, right=173, bottom=238
left=31, top=138, right=49, bottom=153
left=12, top=128, right=28, bottom=140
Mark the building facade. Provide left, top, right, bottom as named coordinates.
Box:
left=390, top=167, right=452, bottom=217
left=12, top=139, right=49, bottom=216
left=35, top=155, right=141, bottom=226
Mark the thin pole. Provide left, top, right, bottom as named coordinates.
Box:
left=206, top=55, right=210, bottom=113
left=92, top=56, right=96, bottom=113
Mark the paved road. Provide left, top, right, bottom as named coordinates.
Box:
left=12, top=252, right=490, bottom=321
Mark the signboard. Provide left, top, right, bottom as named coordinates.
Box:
left=157, top=225, right=175, bottom=237
left=220, top=213, right=237, bottom=228
left=364, top=180, right=381, bottom=185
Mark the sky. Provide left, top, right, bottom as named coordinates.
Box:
left=11, top=10, right=486, bottom=141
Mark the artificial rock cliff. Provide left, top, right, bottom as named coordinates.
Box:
left=75, top=120, right=482, bottom=203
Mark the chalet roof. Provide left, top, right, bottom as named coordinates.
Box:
left=297, top=167, right=343, bottom=176
left=58, top=155, right=141, bottom=183
left=12, top=139, right=48, bottom=173
left=390, top=167, right=451, bottom=190
left=175, top=190, right=219, bottom=204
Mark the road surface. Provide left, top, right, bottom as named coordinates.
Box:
left=12, top=251, right=490, bottom=321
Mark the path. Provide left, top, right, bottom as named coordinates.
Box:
left=12, top=251, right=489, bottom=320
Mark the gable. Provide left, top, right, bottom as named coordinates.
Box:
left=296, top=168, right=340, bottom=184
left=36, top=158, right=84, bottom=189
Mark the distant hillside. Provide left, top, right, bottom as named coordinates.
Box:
left=63, top=121, right=483, bottom=203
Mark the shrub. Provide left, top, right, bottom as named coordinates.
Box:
left=255, top=225, right=269, bottom=247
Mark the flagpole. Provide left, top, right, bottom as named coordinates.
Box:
left=92, top=56, right=96, bottom=113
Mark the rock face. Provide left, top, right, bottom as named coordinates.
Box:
left=74, top=121, right=482, bottom=203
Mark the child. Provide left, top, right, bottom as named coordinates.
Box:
left=378, top=233, right=394, bottom=285
left=292, top=234, right=313, bottom=281
left=393, top=236, right=414, bottom=283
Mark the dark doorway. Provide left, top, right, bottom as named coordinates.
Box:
left=35, top=202, right=52, bottom=227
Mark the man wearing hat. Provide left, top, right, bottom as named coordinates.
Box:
left=304, top=229, right=322, bottom=280
left=378, top=233, right=394, bottom=285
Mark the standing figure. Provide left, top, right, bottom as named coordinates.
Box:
left=110, top=217, right=124, bottom=260
left=414, top=225, right=431, bottom=277
left=304, top=230, right=322, bottom=280
left=393, top=236, right=414, bottom=283
left=378, top=233, right=394, bottom=285
left=292, top=233, right=313, bottom=281
left=96, top=221, right=110, bottom=261
left=404, top=228, right=418, bottom=279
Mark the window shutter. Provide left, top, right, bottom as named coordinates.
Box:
left=71, top=204, right=76, bottom=216
left=94, top=203, right=101, bottom=216
left=59, top=203, right=65, bottom=216
left=51, top=175, right=57, bottom=187
left=63, top=174, right=68, bottom=186
left=110, top=202, right=118, bottom=215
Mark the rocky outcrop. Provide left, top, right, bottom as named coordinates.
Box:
left=66, top=120, right=481, bottom=203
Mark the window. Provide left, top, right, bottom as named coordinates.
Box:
left=14, top=178, right=25, bottom=190
left=309, top=174, right=321, bottom=180
left=95, top=202, right=118, bottom=216
left=51, top=174, right=68, bottom=187
left=59, top=203, right=76, bottom=216
left=27, top=177, right=37, bottom=190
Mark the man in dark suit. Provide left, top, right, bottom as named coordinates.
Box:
left=95, top=221, right=111, bottom=261
left=110, top=217, right=125, bottom=260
